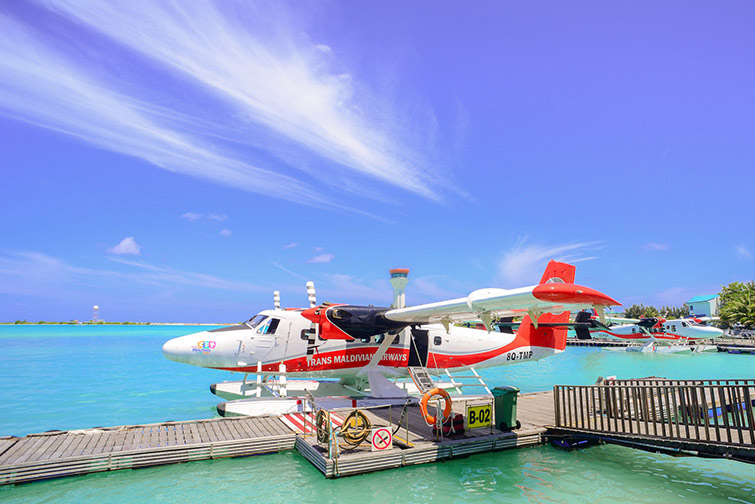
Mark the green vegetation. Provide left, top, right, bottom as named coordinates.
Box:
left=719, top=281, right=755, bottom=329
left=623, top=303, right=688, bottom=319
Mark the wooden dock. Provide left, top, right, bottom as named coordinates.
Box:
left=0, top=416, right=295, bottom=485
left=296, top=394, right=553, bottom=478
left=0, top=392, right=555, bottom=485
left=6, top=381, right=751, bottom=485
left=550, top=379, right=755, bottom=462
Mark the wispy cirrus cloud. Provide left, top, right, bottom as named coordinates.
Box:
left=0, top=250, right=264, bottom=299
left=735, top=244, right=751, bottom=259
left=308, top=253, right=335, bottom=264
left=0, top=1, right=444, bottom=211
left=498, top=237, right=601, bottom=285
left=642, top=242, right=669, bottom=252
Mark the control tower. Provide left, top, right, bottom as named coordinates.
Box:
left=389, top=268, right=410, bottom=309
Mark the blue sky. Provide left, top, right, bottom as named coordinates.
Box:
left=0, top=1, right=753, bottom=322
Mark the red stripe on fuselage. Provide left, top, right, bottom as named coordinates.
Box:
left=216, top=337, right=554, bottom=374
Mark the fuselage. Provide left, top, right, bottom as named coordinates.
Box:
left=162, top=308, right=558, bottom=379
left=592, top=318, right=723, bottom=341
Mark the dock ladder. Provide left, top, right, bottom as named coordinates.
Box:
left=408, top=366, right=436, bottom=394
left=444, top=367, right=492, bottom=395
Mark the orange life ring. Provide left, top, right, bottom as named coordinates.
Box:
left=420, top=387, right=453, bottom=426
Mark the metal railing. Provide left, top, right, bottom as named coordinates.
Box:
left=554, top=379, right=755, bottom=446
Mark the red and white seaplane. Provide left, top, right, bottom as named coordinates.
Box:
left=573, top=312, right=723, bottom=353
left=163, top=261, right=618, bottom=416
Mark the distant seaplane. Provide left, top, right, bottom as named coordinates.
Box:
left=162, top=261, right=619, bottom=416
left=572, top=312, right=723, bottom=353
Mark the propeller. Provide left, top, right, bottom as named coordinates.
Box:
left=306, top=281, right=316, bottom=308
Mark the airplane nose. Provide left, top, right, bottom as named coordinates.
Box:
left=162, top=336, right=186, bottom=363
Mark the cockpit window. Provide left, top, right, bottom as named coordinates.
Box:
left=257, top=318, right=280, bottom=335
left=245, top=314, right=267, bottom=328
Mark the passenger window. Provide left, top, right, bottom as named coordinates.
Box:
left=301, top=329, right=315, bottom=341
left=391, top=334, right=401, bottom=346
left=631, top=328, right=636, bottom=334
left=259, top=318, right=280, bottom=335
left=681, top=322, right=688, bottom=327
left=375, top=334, right=385, bottom=344
left=360, top=336, right=371, bottom=344
left=434, top=336, right=442, bottom=346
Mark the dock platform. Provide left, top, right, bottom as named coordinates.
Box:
left=0, top=416, right=295, bottom=485
left=296, top=393, right=552, bottom=478
left=0, top=392, right=554, bottom=485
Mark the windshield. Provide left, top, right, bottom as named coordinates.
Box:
left=245, top=314, right=267, bottom=328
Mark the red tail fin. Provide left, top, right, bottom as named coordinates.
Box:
left=516, top=313, right=568, bottom=351
left=539, top=260, right=576, bottom=284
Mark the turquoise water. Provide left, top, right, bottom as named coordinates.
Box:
left=1, top=325, right=753, bottom=503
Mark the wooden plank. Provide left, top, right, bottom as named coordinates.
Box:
left=233, top=419, right=257, bottom=439
left=28, top=434, right=68, bottom=462
left=216, top=420, right=236, bottom=441
left=91, top=431, right=113, bottom=455
left=63, top=434, right=91, bottom=458
left=0, top=438, right=35, bottom=465
left=18, top=435, right=67, bottom=464
left=223, top=420, right=243, bottom=440
left=8, top=436, right=55, bottom=465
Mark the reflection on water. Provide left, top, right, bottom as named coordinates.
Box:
left=2, top=445, right=753, bottom=504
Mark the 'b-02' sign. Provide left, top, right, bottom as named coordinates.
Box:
left=466, top=404, right=492, bottom=429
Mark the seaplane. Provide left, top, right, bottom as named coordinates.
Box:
left=162, top=261, right=619, bottom=417
left=572, top=312, right=723, bottom=353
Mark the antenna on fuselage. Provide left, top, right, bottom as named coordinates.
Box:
left=274, top=291, right=280, bottom=310
left=306, top=281, right=316, bottom=308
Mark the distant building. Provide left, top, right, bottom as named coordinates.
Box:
left=686, top=294, right=720, bottom=317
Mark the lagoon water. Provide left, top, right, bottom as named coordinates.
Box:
left=0, top=325, right=753, bottom=503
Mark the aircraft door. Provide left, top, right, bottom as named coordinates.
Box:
left=408, top=328, right=429, bottom=367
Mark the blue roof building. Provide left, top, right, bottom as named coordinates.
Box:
left=686, top=294, right=720, bottom=317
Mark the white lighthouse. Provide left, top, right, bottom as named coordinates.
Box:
left=389, top=268, right=409, bottom=309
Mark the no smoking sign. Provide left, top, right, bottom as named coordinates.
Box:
left=371, top=427, right=393, bottom=451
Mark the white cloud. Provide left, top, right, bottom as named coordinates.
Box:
left=283, top=242, right=298, bottom=249
left=0, top=250, right=263, bottom=298
left=181, top=212, right=202, bottom=221
left=736, top=244, right=751, bottom=259
left=208, top=214, right=228, bottom=222
left=219, top=229, right=232, bottom=237
left=107, top=237, right=141, bottom=255
left=642, top=242, right=669, bottom=252
left=308, top=253, right=334, bottom=264
left=0, top=1, right=445, bottom=209
left=498, top=237, right=600, bottom=286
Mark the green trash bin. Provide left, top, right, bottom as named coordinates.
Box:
left=492, top=386, right=520, bottom=431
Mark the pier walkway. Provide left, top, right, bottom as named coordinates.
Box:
left=0, top=416, right=295, bottom=485
left=550, top=379, right=755, bottom=462
left=0, top=393, right=553, bottom=484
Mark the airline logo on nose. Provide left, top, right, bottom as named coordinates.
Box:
left=192, top=340, right=217, bottom=354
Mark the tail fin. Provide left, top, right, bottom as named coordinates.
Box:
left=539, top=260, right=576, bottom=284
left=516, top=313, right=568, bottom=351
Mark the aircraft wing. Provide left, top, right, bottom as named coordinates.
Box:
left=605, top=316, right=642, bottom=325
left=384, top=261, right=619, bottom=328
